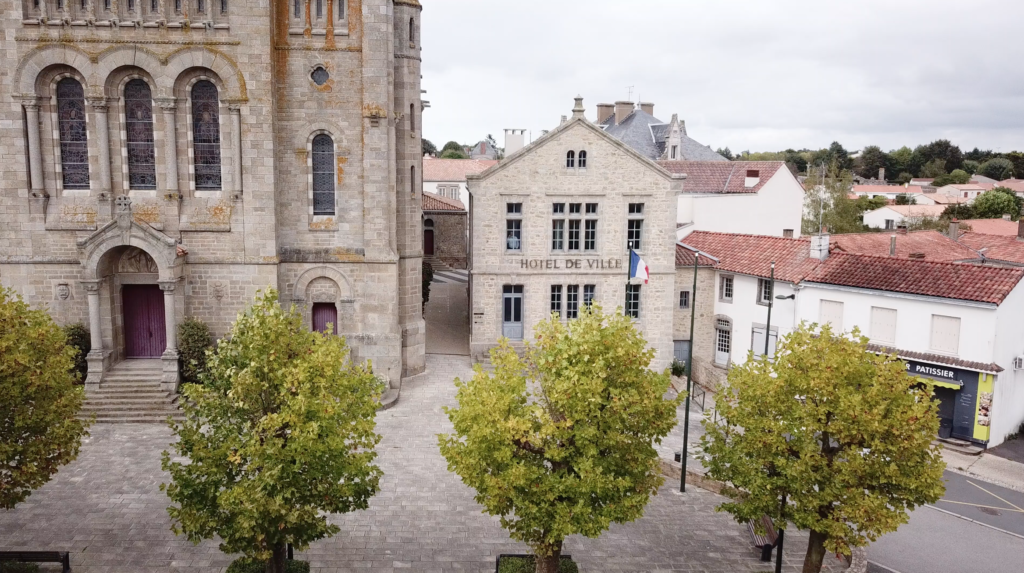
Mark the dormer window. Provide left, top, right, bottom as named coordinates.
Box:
left=566, top=150, right=575, bottom=169
left=670, top=145, right=678, bottom=160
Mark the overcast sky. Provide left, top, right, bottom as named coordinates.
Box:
left=421, top=0, right=1024, bottom=155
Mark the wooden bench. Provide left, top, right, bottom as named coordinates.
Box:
left=746, top=516, right=779, bottom=562
left=0, top=551, right=71, bottom=572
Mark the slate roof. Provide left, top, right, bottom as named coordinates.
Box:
left=658, top=161, right=785, bottom=194
left=830, top=231, right=979, bottom=263
left=866, top=343, right=1003, bottom=374
left=803, top=252, right=1024, bottom=305
left=957, top=233, right=1024, bottom=265
left=599, top=109, right=726, bottom=162
left=683, top=231, right=818, bottom=282
left=959, top=219, right=1019, bottom=236
left=422, top=192, right=466, bottom=212
left=422, top=158, right=498, bottom=182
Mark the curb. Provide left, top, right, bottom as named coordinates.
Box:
left=925, top=504, right=1024, bottom=540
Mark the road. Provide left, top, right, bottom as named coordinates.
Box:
left=868, top=471, right=1024, bottom=573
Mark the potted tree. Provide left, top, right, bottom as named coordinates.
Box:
left=439, top=306, right=681, bottom=573
left=162, top=290, right=384, bottom=573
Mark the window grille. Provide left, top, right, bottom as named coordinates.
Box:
left=506, top=203, right=523, bottom=251
left=584, top=220, right=597, bottom=250
left=720, top=276, right=734, bottom=302
left=578, top=150, right=587, bottom=168
left=625, top=284, right=641, bottom=319
left=716, top=328, right=731, bottom=355
left=566, top=285, right=580, bottom=319
left=679, top=291, right=690, bottom=309
left=566, top=150, right=575, bottom=169
left=125, top=79, right=157, bottom=190
left=627, top=219, right=643, bottom=250
left=56, top=78, right=90, bottom=190
left=191, top=81, right=222, bottom=190
left=583, top=285, right=595, bottom=308
left=552, top=220, right=564, bottom=250
left=550, top=285, right=562, bottom=317
left=568, top=220, right=581, bottom=251
left=312, top=134, right=335, bottom=215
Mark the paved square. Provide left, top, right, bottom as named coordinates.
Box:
left=0, top=355, right=846, bottom=572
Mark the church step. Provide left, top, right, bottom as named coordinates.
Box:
left=101, top=371, right=164, bottom=380
left=84, top=396, right=176, bottom=406
left=89, top=391, right=172, bottom=400
left=93, top=387, right=167, bottom=395
left=82, top=404, right=178, bottom=413
left=87, top=415, right=184, bottom=424
left=97, top=381, right=165, bottom=388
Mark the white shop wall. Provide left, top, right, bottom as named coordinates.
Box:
left=711, top=272, right=799, bottom=367
left=991, top=284, right=1024, bottom=445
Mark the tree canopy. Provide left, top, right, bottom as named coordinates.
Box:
left=971, top=187, right=1023, bottom=220
left=854, top=145, right=889, bottom=180
left=440, top=149, right=468, bottom=159
left=162, top=290, right=383, bottom=573
left=422, top=138, right=437, bottom=157
left=978, top=158, right=1015, bottom=181
left=802, top=162, right=866, bottom=234
left=439, top=306, right=680, bottom=573
left=0, top=287, right=91, bottom=510
left=702, top=324, right=945, bottom=573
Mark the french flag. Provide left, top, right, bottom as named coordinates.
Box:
left=629, top=250, right=649, bottom=284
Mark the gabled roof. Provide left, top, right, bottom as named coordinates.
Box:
left=675, top=243, right=719, bottom=267
left=683, top=231, right=818, bottom=282
left=870, top=205, right=947, bottom=218
left=852, top=185, right=924, bottom=195
left=939, top=183, right=986, bottom=192
left=599, top=108, right=726, bottom=162
left=422, top=192, right=466, bottom=212
left=929, top=194, right=964, bottom=205
left=658, top=161, right=786, bottom=194
left=959, top=219, right=1019, bottom=236
left=803, top=252, right=1024, bottom=305
left=830, top=231, right=978, bottom=263
left=422, top=158, right=498, bottom=182
left=958, top=233, right=1024, bottom=265
left=995, top=179, right=1024, bottom=193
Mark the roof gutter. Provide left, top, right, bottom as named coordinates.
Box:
left=800, top=281, right=999, bottom=309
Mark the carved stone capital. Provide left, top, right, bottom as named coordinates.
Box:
left=81, top=280, right=102, bottom=294
left=154, top=97, right=178, bottom=111
left=158, top=280, right=178, bottom=292
left=18, top=95, right=43, bottom=110
left=86, top=97, right=112, bottom=112
left=227, top=103, right=243, bottom=113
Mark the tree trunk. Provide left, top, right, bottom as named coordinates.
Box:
left=802, top=529, right=828, bottom=573
left=266, top=542, right=288, bottom=573
left=535, top=539, right=563, bottom=573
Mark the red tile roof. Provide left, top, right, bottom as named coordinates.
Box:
left=657, top=161, right=785, bottom=194
left=683, top=231, right=819, bottom=282
left=877, top=205, right=948, bottom=217
left=958, top=233, right=1024, bottom=265
left=422, top=158, right=498, bottom=182
left=996, top=179, right=1024, bottom=193
left=852, top=185, right=924, bottom=195
left=422, top=192, right=466, bottom=212
left=830, top=231, right=978, bottom=263
left=959, top=219, right=1020, bottom=236
left=803, top=252, right=1024, bottom=304
left=675, top=243, right=718, bottom=268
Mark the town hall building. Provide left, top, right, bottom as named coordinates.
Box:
left=0, top=1, right=426, bottom=400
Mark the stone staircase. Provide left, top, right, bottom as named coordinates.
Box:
left=423, top=256, right=454, bottom=273
left=81, top=359, right=183, bottom=424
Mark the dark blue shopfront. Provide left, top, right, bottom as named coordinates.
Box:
left=905, top=359, right=994, bottom=445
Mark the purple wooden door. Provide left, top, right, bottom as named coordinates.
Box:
left=123, top=285, right=166, bottom=358
left=424, top=229, right=435, bottom=255
left=312, top=303, right=338, bottom=335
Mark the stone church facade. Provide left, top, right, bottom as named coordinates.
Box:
left=0, top=1, right=426, bottom=391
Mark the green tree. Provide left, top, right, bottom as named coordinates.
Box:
left=962, top=160, right=980, bottom=175
left=894, top=193, right=916, bottom=205
left=162, top=290, right=383, bottom=573
left=702, top=324, right=945, bottom=573
left=439, top=306, right=680, bottom=573
left=422, top=138, right=437, bottom=157
left=888, top=146, right=913, bottom=177
left=716, top=146, right=735, bottom=160
left=0, top=287, right=91, bottom=509
left=965, top=147, right=996, bottom=163
left=441, top=140, right=464, bottom=154
left=922, top=139, right=963, bottom=172
left=978, top=158, right=1014, bottom=181
left=811, top=141, right=853, bottom=171
left=919, top=159, right=947, bottom=178
left=1000, top=152, right=1024, bottom=179
left=895, top=172, right=913, bottom=185
left=932, top=169, right=971, bottom=188
left=972, top=187, right=1023, bottom=220
left=802, top=162, right=863, bottom=234
left=440, top=149, right=468, bottom=159
left=854, top=145, right=890, bottom=180
left=853, top=195, right=889, bottom=212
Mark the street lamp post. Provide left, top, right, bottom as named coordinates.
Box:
left=766, top=262, right=795, bottom=573
left=680, top=250, right=699, bottom=493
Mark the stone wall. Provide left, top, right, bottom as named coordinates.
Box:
left=672, top=266, right=720, bottom=385
left=426, top=211, right=467, bottom=269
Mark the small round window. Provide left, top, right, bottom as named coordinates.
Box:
left=311, top=66, right=330, bottom=86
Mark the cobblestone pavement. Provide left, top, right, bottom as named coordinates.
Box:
left=0, top=355, right=846, bottom=572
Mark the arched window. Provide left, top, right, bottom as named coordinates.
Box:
left=124, top=79, right=156, bottom=190
left=578, top=150, right=587, bottom=169
left=191, top=80, right=222, bottom=190
left=409, top=17, right=415, bottom=44
left=566, top=150, right=575, bottom=169
left=312, top=134, right=335, bottom=216
left=56, top=78, right=90, bottom=190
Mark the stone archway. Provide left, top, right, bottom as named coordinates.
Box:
left=77, top=197, right=184, bottom=391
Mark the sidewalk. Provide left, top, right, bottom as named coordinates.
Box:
left=942, top=446, right=1024, bottom=493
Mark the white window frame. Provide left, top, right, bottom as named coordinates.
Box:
left=756, top=278, right=773, bottom=306
left=870, top=307, right=897, bottom=345
left=719, top=275, right=734, bottom=303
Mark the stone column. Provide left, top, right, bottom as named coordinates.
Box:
left=156, top=98, right=179, bottom=194
left=87, top=97, right=112, bottom=195
left=229, top=103, right=243, bottom=196
left=23, top=100, right=45, bottom=196
left=82, top=280, right=106, bottom=389
left=158, top=279, right=181, bottom=392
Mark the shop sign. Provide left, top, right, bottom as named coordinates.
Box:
left=516, top=258, right=623, bottom=270
left=903, top=359, right=977, bottom=387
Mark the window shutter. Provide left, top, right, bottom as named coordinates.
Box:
left=870, top=307, right=897, bottom=344
left=930, top=315, right=961, bottom=355
left=819, top=300, right=844, bottom=332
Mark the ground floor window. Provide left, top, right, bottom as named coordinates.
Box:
left=625, top=284, right=641, bottom=319
left=673, top=340, right=691, bottom=363
left=550, top=284, right=595, bottom=320
left=550, top=285, right=562, bottom=316
left=714, top=316, right=732, bottom=366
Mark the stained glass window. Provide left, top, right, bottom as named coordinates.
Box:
left=56, top=78, right=90, bottom=190
left=191, top=80, right=222, bottom=190
left=312, top=134, right=335, bottom=215
left=124, top=79, right=156, bottom=190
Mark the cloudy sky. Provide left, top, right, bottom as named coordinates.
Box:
left=421, top=0, right=1024, bottom=155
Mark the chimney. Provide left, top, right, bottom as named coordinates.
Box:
left=1018, top=210, right=1024, bottom=241
left=596, top=103, right=614, bottom=124
left=1003, top=214, right=1012, bottom=221
left=571, top=95, right=586, bottom=120
left=949, top=218, right=959, bottom=240
left=889, top=234, right=897, bottom=257
left=639, top=102, right=655, bottom=116
left=614, top=100, right=634, bottom=125
left=560, top=115, right=567, bottom=125
left=504, top=129, right=526, bottom=157
left=879, top=167, right=886, bottom=181
left=810, top=226, right=830, bottom=261
left=897, top=224, right=908, bottom=235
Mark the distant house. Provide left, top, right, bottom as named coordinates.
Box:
left=831, top=230, right=978, bottom=263
left=970, top=175, right=998, bottom=190
left=422, top=158, right=498, bottom=207
left=422, top=192, right=468, bottom=270
left=862, top=205, right=948, bottom=229
left=596, top=100, right=726, bottom=162
left=937, top=183, right=987, bottom=203
left=851, top=185, right=934, bottom=204
left=958, top=218, right=1020, bottom=236
left=910, top=178, right=935, bottom=187
left=467, top=140, right=499, bottom=160
left=956, top=220, right=1024, bottom=267
left=996, top=179, right=1024, bottom=195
